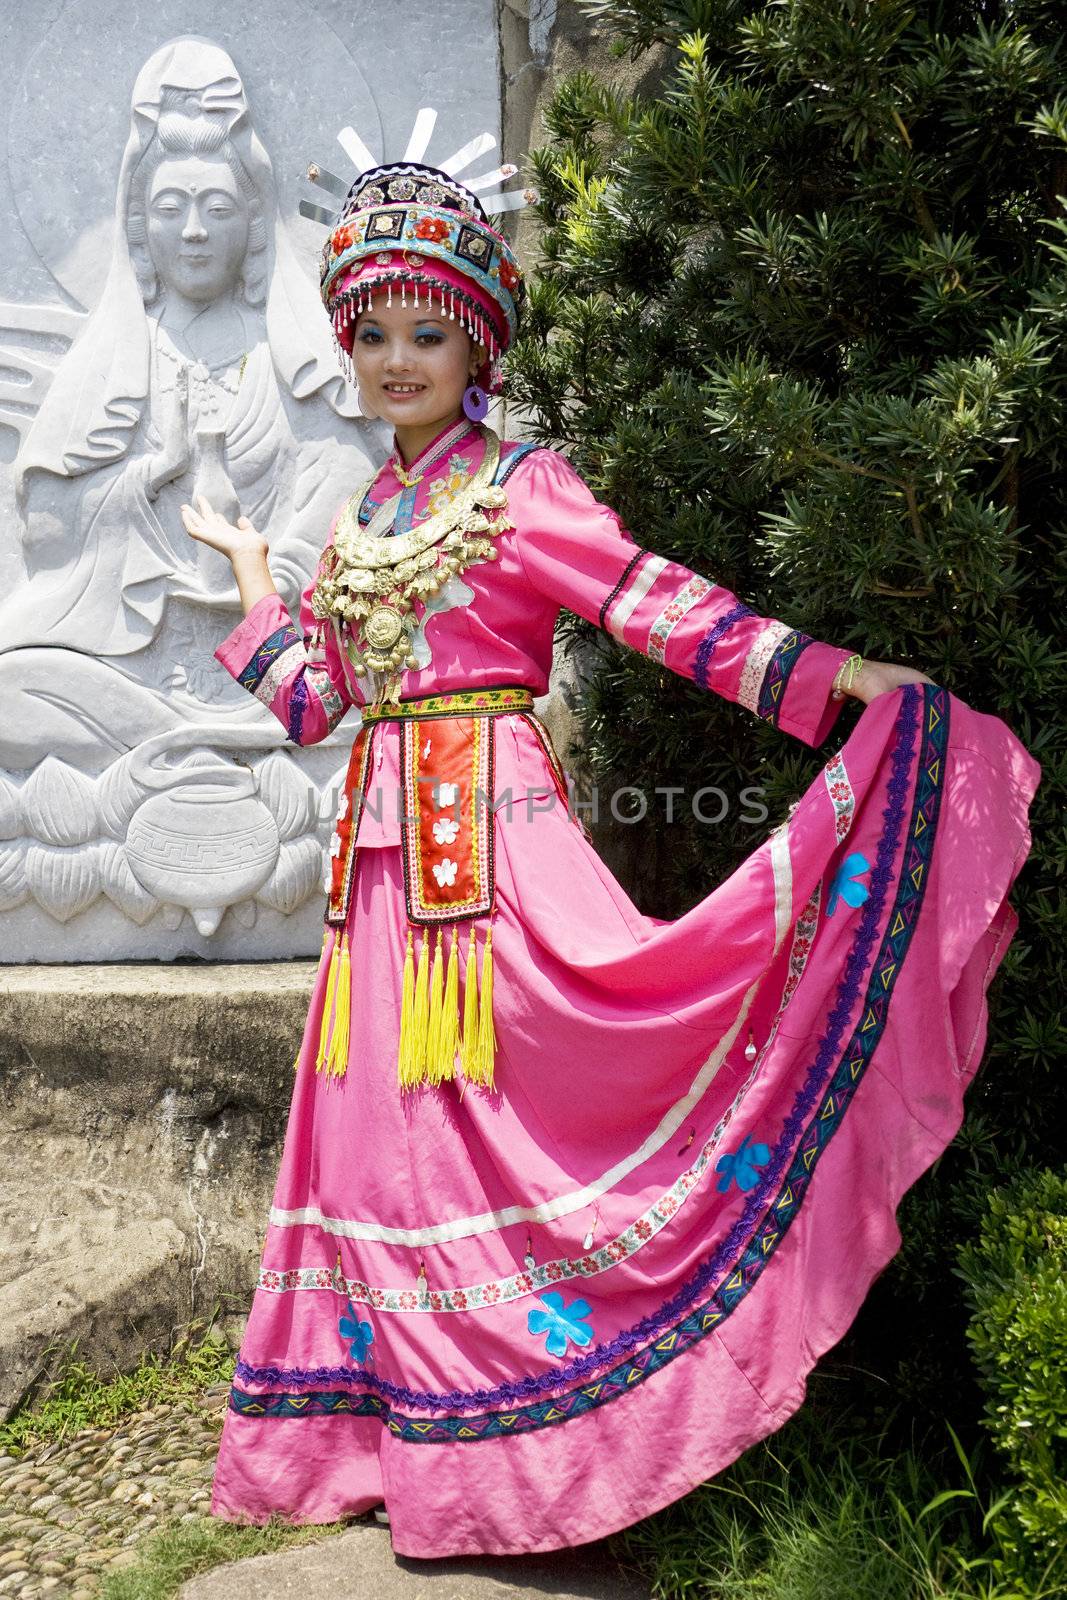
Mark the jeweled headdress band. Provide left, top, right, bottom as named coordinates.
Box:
left=300, top=110, right=535, bottom=387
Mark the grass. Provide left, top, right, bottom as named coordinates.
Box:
left=98, top=1515, right=351, bottom=1600
left=612, top=1410, right=1066, bottom=1600
left=0, top=1320, right=235, bottom=1456
left=6, top=1328, right=1063, bottom=1600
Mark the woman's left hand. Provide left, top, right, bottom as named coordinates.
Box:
left=845, top=659, right=935, bottom=705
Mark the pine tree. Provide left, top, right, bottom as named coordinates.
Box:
left=508, top=0, right=1066, bottom=1434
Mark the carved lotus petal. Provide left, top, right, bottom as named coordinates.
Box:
left=98, top=841, right=160, bottom=926
left=26, top=843, right=102, bottom=923
left=0, top=842, right=29, bottom=911
left=95, top=753, right=146, bottom=839
left=22, top=758, right=99, bottom=847
left=255, top=835, right=324, bottom=915
left=254, top=751, right=317, bottom=843
left=0, top=774, right=23, bottom=841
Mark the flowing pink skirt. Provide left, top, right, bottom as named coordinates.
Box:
left=211, top=684, right=1038, bottom=1556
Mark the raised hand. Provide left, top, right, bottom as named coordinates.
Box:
left=180, top=494, right=277, bottom=616
left=147, top=362, right=191, bottom=498
left=180, top=494, right=267, bottom=562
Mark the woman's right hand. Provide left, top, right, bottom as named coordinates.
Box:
left=180, top=494, right=268, bottom=563
left=181, top=494, right=278, bottom=616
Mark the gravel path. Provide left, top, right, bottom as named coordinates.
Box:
left=0, top=1386, right=227, bottom=1597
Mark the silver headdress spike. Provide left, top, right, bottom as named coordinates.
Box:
left=482, top=189, right=539, bottom=216
left=336, top=125, right=377, bottom=175
left=303, top=112, right=538, bottom=232
left=439, top=131, right=496, bottom=177
left=403, top=108, right=438, bottom=163
left=306, top=163, right=350, bottom=199
left=299, top=200, right=336, bottom=226
left=464, top=164, right=518, bottom=194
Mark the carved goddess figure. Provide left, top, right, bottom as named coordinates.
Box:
left=0, top=37, right=372, bottom=767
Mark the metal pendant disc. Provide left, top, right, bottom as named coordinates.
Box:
left=364, top=603, right=405, bottom=652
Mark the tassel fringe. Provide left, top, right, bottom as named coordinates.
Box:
left=396, top=920, right=496, bottom=1092
left=438, top=926, right=459, bottom=1082
left=396, top=931, right=416, bottom=1087
left=469, top=925, right=496, bottom=1089
left=427, top=929, right=444, bottom=1080
left=461, top=925, right=479, bottom=1080
left=315, top=928, right=350, bottom=1077
left=327, top=933, right=351, bottom=1077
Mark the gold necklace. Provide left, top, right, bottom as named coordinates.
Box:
left=311, top=425, right=511, bottom=696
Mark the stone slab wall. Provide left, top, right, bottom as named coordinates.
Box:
left=0, top=1, right=500, bottom=962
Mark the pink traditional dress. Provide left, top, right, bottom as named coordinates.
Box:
left=206, top=157, right=1039, bottom=1557
left=210, top=416, right=1037, bottom=1553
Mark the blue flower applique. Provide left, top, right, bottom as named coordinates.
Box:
left=716, top=1132, right=771, bottom=1194
left=527, top=1292, right=595, bottom=1358
left=825, top=850, right=871, bottom=917
left=338, top=1301, right=374, bottom=1364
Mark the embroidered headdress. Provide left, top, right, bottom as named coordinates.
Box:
left=301, top=111, right=532, bottom=394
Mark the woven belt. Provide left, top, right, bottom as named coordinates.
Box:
left=361, top=686, right=534, bottom=723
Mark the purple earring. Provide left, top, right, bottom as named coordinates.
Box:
left=463, top=383, right=489, bottom=422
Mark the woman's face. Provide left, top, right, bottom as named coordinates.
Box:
left=147, top=155, right=250, bottom=304
left=351, top=299, right=479, bottom=432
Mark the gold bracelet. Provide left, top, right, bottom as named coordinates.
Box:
left=831, top=653, right=864, bottom=700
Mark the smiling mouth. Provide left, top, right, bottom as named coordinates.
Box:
left=383, top=384, right=426, bottom=395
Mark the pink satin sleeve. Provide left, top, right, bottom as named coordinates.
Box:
left=507, top=448, right=852, bottom=747
left=213, top=586, right=355, bottom=746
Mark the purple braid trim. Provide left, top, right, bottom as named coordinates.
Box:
left=237, top=688, right=920, bottom=1415
left=693, top=602, right=754, bottom=690
left=287, top=680, right=309, bottom=746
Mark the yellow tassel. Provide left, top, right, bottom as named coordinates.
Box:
left=327, top=933, right=351, bottom=1078
left=461, top=924, right=479, bottom=1080
left=410, top=930, right=430, bottom=1087
left=472, top=924, right=496, bottom=1089
left=437, top=925, right=459, bottom=1082
left=396, top=930, right=416, bottom=1088
left=427, top=928, right=444, bottom=1082
left=316, top=928, right=341, bottom=1073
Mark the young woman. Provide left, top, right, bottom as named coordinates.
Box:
left=181, top=159, right=1038, bottom=1558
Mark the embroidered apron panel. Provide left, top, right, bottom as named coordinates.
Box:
left=400, top=715, right=494, bottom=925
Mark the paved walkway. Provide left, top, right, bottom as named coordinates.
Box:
left=181, top=1524, right=648, bottom=1599
left=0, top=1391, right=224, bottom=1596
left=0, top=1388, right=647, bottom=1599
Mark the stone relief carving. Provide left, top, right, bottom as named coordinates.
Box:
left=0, top=36, right=381, bottom=957
left=0, top=729, right=345, bottom=938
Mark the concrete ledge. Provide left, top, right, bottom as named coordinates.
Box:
left=0, top=963, right=317, bottom=1415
